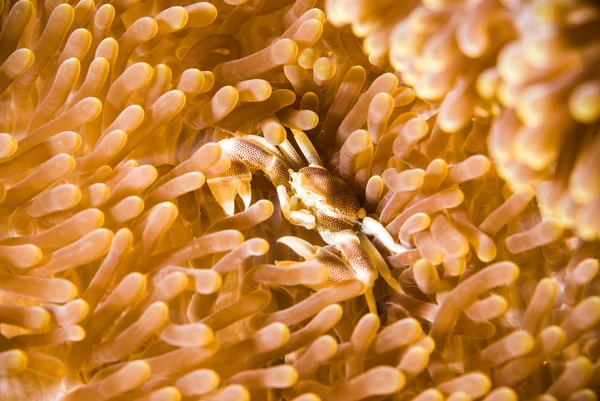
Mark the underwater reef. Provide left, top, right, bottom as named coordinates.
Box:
left=0, top=0, right=599, bottom=400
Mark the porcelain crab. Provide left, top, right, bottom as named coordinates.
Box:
left=206, top=131, right=407, bottom=312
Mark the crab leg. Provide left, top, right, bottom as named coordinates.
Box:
left=358, top=232, right=402, bottom=294
left=278, top=233, right=397, bottom=313
left=361, top=216, right=408, bottom=254
left=332, top=230, right=380, bottom=313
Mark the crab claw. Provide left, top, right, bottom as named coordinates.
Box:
left=221, top=136, right=291, bottom=188
left=207, top=136, right=294, bottom=216
left=207, top=154, right=252, bottom=216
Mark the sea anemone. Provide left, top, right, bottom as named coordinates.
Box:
left=0, top=0, right=598, bottom=400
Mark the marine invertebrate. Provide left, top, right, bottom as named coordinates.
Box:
left=208, top=134, right=404, bottom=311
left=0, top=0, right=599, bottom=400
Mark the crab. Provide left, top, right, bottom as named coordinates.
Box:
left=206, top=131, right=407, bottom=312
